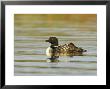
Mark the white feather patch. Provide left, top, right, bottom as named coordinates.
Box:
left=46, top=47, right=53, bottom=57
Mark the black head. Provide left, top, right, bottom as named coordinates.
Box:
left=45, top=37, right=58, bottom=46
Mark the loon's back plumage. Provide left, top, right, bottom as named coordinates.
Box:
left=55, top=43, right=76, bottom=53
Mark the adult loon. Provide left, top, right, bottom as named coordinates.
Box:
left=45, top=37, right=86, bottom=57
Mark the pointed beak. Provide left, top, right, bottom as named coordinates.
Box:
left=45, top=40, right=49, bottom=42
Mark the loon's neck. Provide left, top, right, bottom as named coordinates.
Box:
left=50, top=43, right=58, bottom=49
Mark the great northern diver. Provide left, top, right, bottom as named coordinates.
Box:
left=45, top=37, right=86, bottom=57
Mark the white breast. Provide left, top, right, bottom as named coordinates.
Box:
left=46, top=47, right=53, bottom=57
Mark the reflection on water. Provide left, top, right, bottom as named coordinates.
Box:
left=14, top=14, right=97, bottom=76
left=47, top=52, right=85, bottom=62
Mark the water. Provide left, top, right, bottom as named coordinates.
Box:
left=14, top=14, right=97, bottom=76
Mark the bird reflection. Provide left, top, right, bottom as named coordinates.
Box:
left=47, top=52, right=84, bottom=62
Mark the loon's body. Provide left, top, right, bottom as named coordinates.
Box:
left=46, top=37, right=86, bottom=57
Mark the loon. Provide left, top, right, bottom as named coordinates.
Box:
left=45, top=37, right=86, bottom=57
